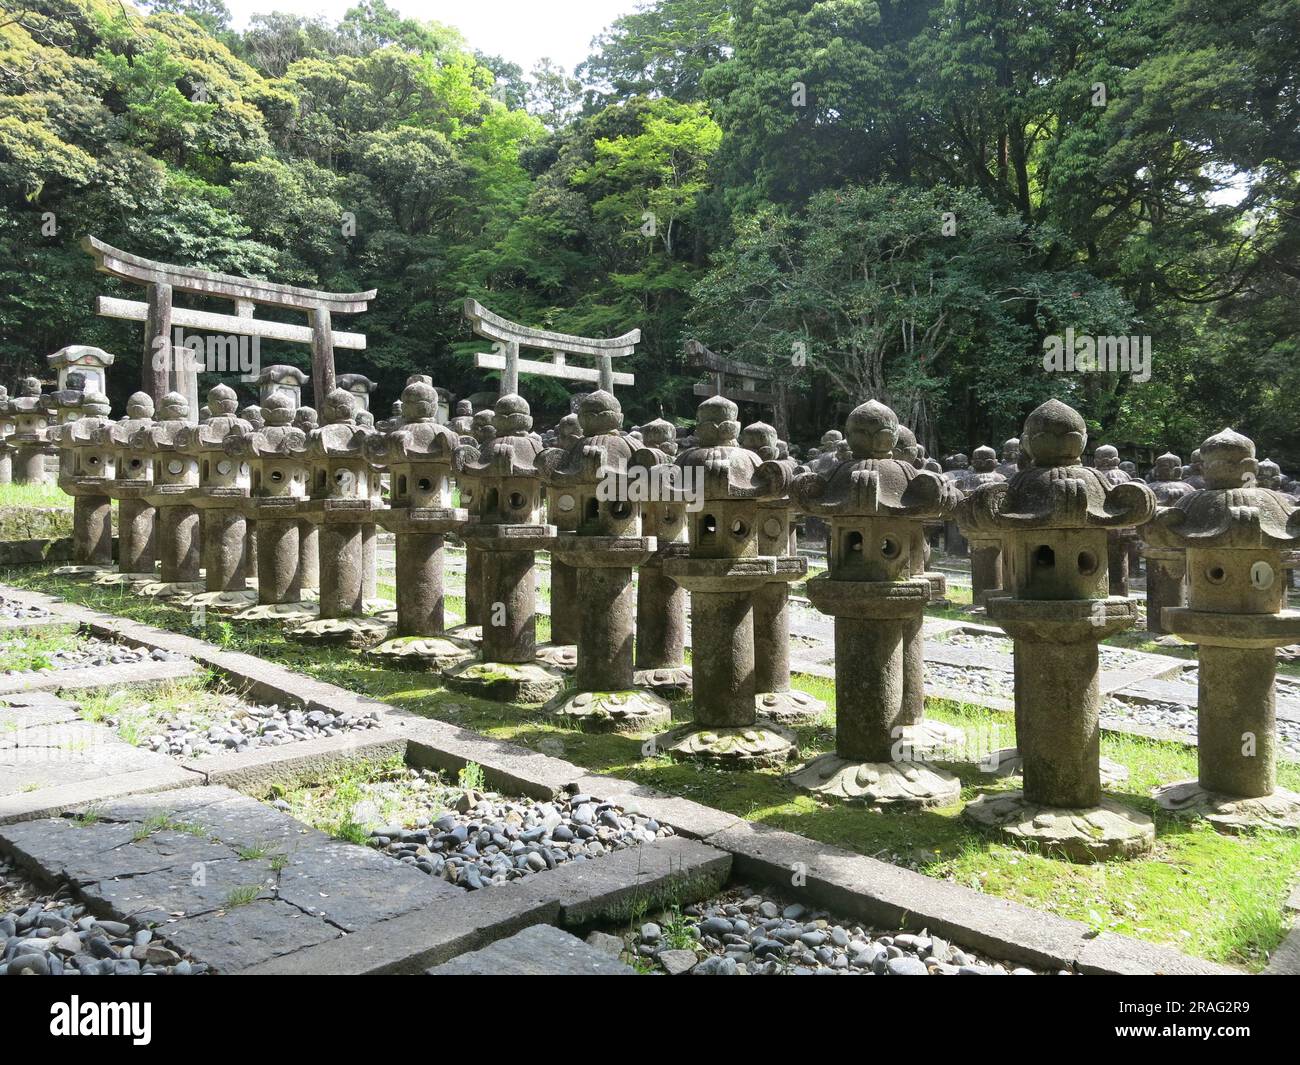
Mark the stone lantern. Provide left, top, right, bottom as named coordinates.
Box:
left=1183, top=449, right=1206, bottom=489
left=95, top=392, right=157, bottom=584
left=655, top=396, right=803, bottom=767
left=1144, top=428, right=1300, bottom=831
left=1257, top=460, right=1300, bottom=588
left=8, top=377, right=52, bottom=484
left=286, top=389, right=388, bottom=646
left=535, top=391, right=672, bottom=730
left=895, top=426, right=945, bottom=583
left=137, top=392, right=203, bottom=598
left=335, top=373, right=377, bottom=413
left=788, top=401, right=963, bottom=807
left=962, top=445, right=1007, bottom=606
left=225, top=392, right=317, bottom=621
left=630, top=418, right=692, bottom=693
left=256, top=365, right=308, bottom=410
left=365, top=380, right=473, bottom=669
left=541, top=412, right=583, bottom=666
left=449, top=400, right=474, bottom=439
left=445, top=408, right=499, bottom=646
left=48, top=344, right=114, bottom=399
left=49, top=391, right=116, bottom=576
left=1140, top=452, right=1194, bottom=634
left=959, top=399, right=1157, bottom=860
left=175, top=386, right=255, bottom=612
left=0, top=386, right=13, bottom=485
left=46, top=370, right=89, bottom=428
left=740, top=421, right=826, bottom=725
left=444, top=394, right=561, bottom=702
left=942, top=453, right=972, bottom=556
left=1095, top=444, right=1136, bottom=594
left=290, top=406, right=321, bottom=597
left=995, top=438, right=1021, bottom=480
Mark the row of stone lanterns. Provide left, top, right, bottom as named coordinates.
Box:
left=35, top=372, right=1300, bottom=858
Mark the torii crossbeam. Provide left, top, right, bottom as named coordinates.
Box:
left=463, top=299, right=638, bottom=397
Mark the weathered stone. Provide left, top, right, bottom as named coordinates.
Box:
left=659, top=398, right=802, bottom=766
left=427, top=923, right=637, bottom=976
left=963, top=793, right=1156, bottom=862
left=536, top=392, right=672, bottom=732
left=1143, top=431, right=1300, bottom=831
left=959, top=399, right=1156, bottom=860
left=785, top=401, right=962, bottom=808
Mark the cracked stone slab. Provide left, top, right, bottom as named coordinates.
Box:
left=0, top=658, right=198, bottom=697
left=160, top=899, right=344, bottom=973
left=275, top=839, right=460, bottom=931
left=428, top=923, right=636, bottom=976
left=0, top=785, right=465, bottom=972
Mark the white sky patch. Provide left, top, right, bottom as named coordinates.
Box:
left=222, top=0, right=642, bottom=73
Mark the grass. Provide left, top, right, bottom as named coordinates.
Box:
left=223, top=885, right=262, bottom=909
left=0, top=482, right=73, bottom=508
left=262, top=753, right=419, bottom=846
left=73, top=673, right=226, bottom=747
left=0, top=628, right=80, bottom=673
left=5, top=566, right=1299, bottom=971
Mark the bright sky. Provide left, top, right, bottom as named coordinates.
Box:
left=223, top=0, right=643, bottom=74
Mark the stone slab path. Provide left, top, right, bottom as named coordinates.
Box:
left=427, top=923, right=635, bottom=975
left=0, top=691, right=194, bottom=822
left=1, top=785, right=460, bottom=973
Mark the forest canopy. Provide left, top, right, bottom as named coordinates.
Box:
left=1, top=0, right=1296, bottom=458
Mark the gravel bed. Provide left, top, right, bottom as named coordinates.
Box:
left=19, top=637, right=185, bottom=674
left=133, top=697, right=384, bottom=759
left=0, top=594, right=50, bottom=622
left=937, top=630, right=1148, bottom=671
left=926, top=660, right=1014, bottom=701
left=1103, top=698, right=1300, bottom=759
left=602, top=886, right=1063, bottom=975
left=328, top=773, right=675, bottom=891
left=0, top=855, right=202, bottom=976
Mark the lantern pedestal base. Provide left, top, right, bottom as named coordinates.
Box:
left=1153, top=780, right=1300, bottom=833
left=964, top=791, right=1154, bottom=862
left=547, top=689, right=673, bottom=733
left=367, top=634, right=474, bottom=671
left=444, top=660, right=564, bottom=704
left=789, top=753, right=961, bottom=809
left=655, top=722, right=795, bottom=769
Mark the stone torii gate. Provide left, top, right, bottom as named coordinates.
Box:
left=463, top=299, right=637, bottom=397
left=685, top=339, right=787, bottom=438
left=82, top=236, right=375, bottom=418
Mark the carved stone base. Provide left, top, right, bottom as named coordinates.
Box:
left=365, top=598, right=395, bottom=615
left=52, top=564, right=115, bottom=580
left=964, top=791, right=1155, bottom=862
left=443, top=660, right=564, bottom=704
left=632, top=665, right=692, bottom=695
left=444, top=624, right=482, bottom=647
left=656, top=722, right=796, bottom=769
left=789, top=753, right=962, bottom=808
left=535, top=642, right=577, bottom=673
left=754, top=689, right=827, bottom=725
left=896, top=720, right=968, bottom=760
left=368, top=635, right=474, bottom=671
left=978, top=747, right=1130, bottom=786
left=1152, top=780, right=1300, bottom=833
left=547, top=689, right=673, bottom=733
left=285, top=615, right=393, bottom=649
left=91, top=571, right=156, bottom=587
left=137, top=581, right=205, bottom=600
left=234, top=601, right=319, bottom=623
left=180, top=589, right=258, bottom=613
